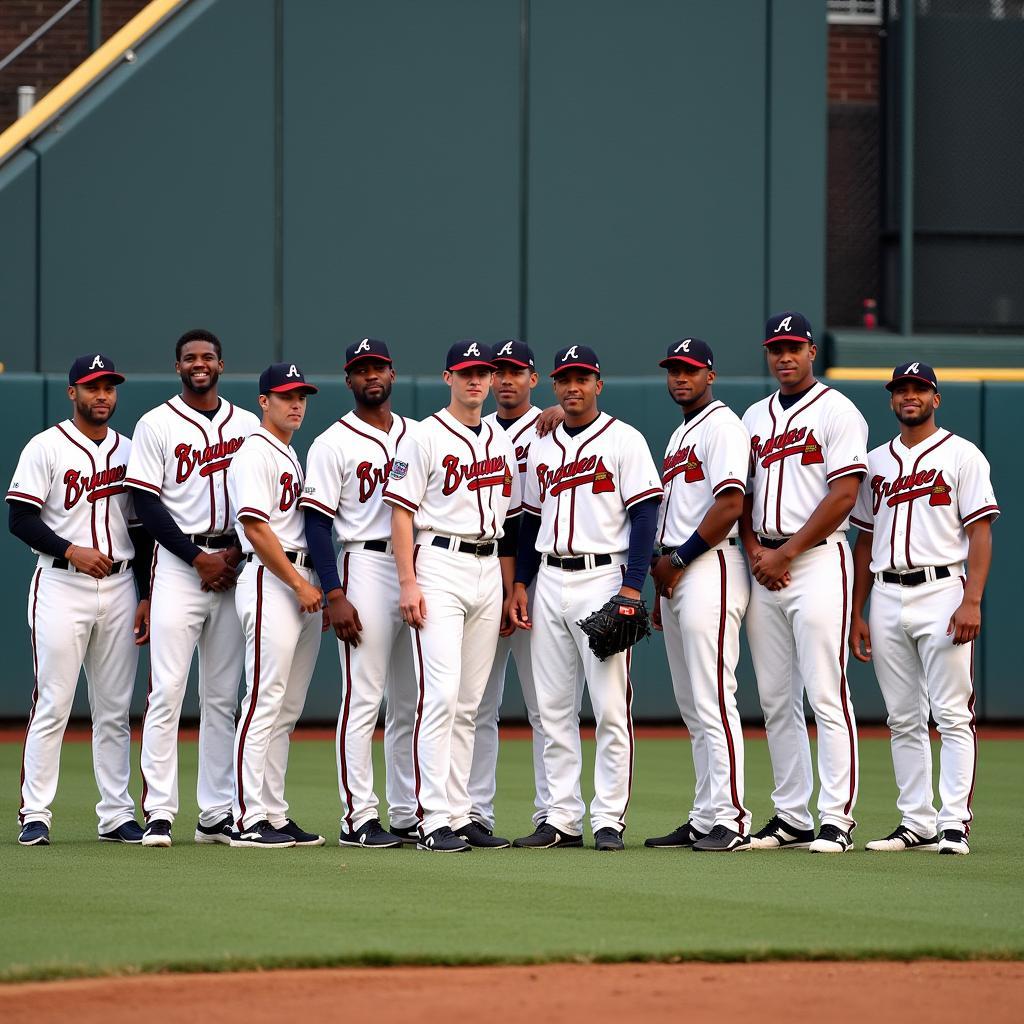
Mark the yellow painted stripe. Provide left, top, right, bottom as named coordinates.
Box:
left=0, top=0, right=187, bottom=167
left=826, top=366, right=1024, bottom=382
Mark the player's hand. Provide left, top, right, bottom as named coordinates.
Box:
left=294, top=578, right=323, bottom=615
left=499, top=593, right=517, bottom=637
left=193, top=551, right=236, bottom=592
left=651, top=555, right=684, bottom=598
left=400, top=580, right=427, bottom=629
left=67, top=545, right=113, bottom=579
left=533, top=404, right=565, bottom=438
left=947, top=597, right=981, bottom=646
left=651, top=593, right=663, bottom=632
left=752, top=545, right=793, bottom=588
left=617, top=585, right=642, bottom=600
left=849, top=614, right=871, bottom=662
left=328, top=590, right=363, bottom=645
left=509, top=582, right=531, bottom=630
left=133, top=598, right=151, bottom=646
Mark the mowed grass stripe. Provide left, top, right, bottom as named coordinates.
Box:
left=0, top=736, right=1020, bottom=980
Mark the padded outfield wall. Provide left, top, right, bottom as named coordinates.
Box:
left=0, top=373, right=1017, bottom=724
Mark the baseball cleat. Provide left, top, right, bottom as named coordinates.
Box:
left=455, top=821, right=511, bottom=849
left=99, top=820, right=144, bottom=844
left=644, top=820, right=708, bottom=849
left=809, top=824, right=854, bottom=854
left=512, top=823, right=584, bottom=849
left=194, top=814, right=234, bottom=845
left=339, top=818, right=403, bottom=849
left=865, top=826, right=938, bottom=852
left=692, top=824, right=752, bottom=852
left=278, top=819, right=326, bottom=847
left=388, top=824, right=420, bottom=845
left=231, top=820, right=296, bottom=848
left=594, top=827, right=625, bottom=852
left=938, top=829, right=970, bottom=855
left=748, top=815, right=815, bottom=850
left=417, top=826, right=472, bottom=853
left=141, top=819, right=172, bottom=848
left=18, top=821, right=50, bottom=846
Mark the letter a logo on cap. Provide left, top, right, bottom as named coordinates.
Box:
left=286, top=364, right=300, bottom=378
left=775, top=316, right=793, bottom=334
left=89, top=355, right=105, bottom=370
left=562, top=346, right=579, bottom=361
left=908, top=362, right=920, bottom=375
left=464, top=342, right=481, bottom=357
left=497, top=341, right=514, bottom=357
left=355, top=338, right=370, bottom=354
left=675, top=340, right=692, bottom=353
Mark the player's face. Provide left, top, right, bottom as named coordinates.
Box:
left=765, top=341, right=816, bottom=392
left=70, top=379, right=118, bottom=425
left=261, top=390, right=308, bottom=433
left=346, top=359, right=395, bottom=408
left=552, top=370, right=603, bottom=419
left=666, top=364, right=714, bottom=409
left=176, top=341, right=223, bottom=395
left=891, top=380, right=940, bottom=426
left=491, top=365, right=537, bottom=411
left=446, top=367, right=493, bottom=410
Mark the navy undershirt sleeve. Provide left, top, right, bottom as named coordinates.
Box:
left=129, top=524, right=154, bottom=599
left=8, top=501, right=70, bottom=559
left=514, top=511, right=542, bottom=586
left=497, top=510, right=521, bottom=558
left=624, top=497, right=660, bottom=591
left=133, top=490, right=202, bottom=566
left=304, top=508, right=341, bottom=593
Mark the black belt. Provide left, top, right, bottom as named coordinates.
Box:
left=879, top=565, right=952, bottom=587
left=431, top=535, right=495, bottom=557
left=546, top=553, right=613, bottom=572
left=361, top=540, right=390, bottom=553
left=50, top=557, right=132, bottom=574
left=188, top=533, right=236, bottom=549
left=246, top=550, right=313, bottom=569
left=757, top=535, right=827, bottom=550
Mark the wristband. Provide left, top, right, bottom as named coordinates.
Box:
left=674, top=531, right=711, bottom=568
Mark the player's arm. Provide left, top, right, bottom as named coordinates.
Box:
left=849, top=529, right=873, bottom=662
left=129, top=522, right=154, bottom=645
left=620, top=496, right=660, bottom=600
left=948, top=518, right=993, bottom=646
left=241, top=516, right=322, bottom=613
left=390, top=506, right=426, bottom=628
left=497, top=513, right=521, bottom=637
left=303, top=508, right=362, bottom=644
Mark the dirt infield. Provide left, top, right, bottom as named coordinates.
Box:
left=1, top=961, right=1020, bottom=1023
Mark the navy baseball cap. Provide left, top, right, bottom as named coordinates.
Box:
left=344, top=338, right=393, bottom=371
left=659, top=338, right=714, bottom=370
left=763, top=311, right=814, bottom=347
left=551, top=344, right=601, bottom=377
left=445, top=341, right=495, bottom=372
left=886, top=361, right=939, bottom=392
left=259, top=362, right=319, bottom=395
left=491, top=339, right=535, bottom=369
left=69, top=353, right=125, bottom=386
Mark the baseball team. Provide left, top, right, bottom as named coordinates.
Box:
left=8, top=313, right=998, bottom=857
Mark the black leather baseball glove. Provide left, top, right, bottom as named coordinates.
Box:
left=577, top=595, right=651, bottom=661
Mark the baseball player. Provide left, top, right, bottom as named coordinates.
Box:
left=126, top=329, right=259, bottom=847
left=8, top=354, right=152, bottom=846
left=740, top=312, right=867, bottom=854
left=383, top=341, right=521, bottom=853
left=228, top=363, right=324, bottom=848
left=467, top=340, right=579, bottom=842
left=510, top=345, right=663, bottom=851
left=301, top=338, right=417, bottom=849
left=850, top=362, right=997, bottom=856
left=647, top=339, right=752, bottom=852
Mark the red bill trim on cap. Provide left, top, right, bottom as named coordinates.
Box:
left=885, top=374, right=937, bottom=391
left=74, top=370, right=126, bottom=384
left=550, top=361, right=600, bottom=377
left=448, top=359, right=497, bottom=372
left=762, top=335, right=813, bottom=346
left=269, top=382, right=319, bottom=393
left=344, top=353, right=393, bottom=370
left=658, top=356, right=709, bottom=368
left=492, top=357, right=532, bottom=368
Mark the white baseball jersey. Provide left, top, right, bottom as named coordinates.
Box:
left=126, top=396, right=259, bottom=535
left=484, top=406, right=542, bottom=476
left=743, top=382, right=868, bottom=538
left=383, top=409, right=521, bottom=540
left=7, top=420, right=136, bottom=559
left=656, top=401, right=749, bottom=547
left=299, top=411, right=413, bottom=542
left=850, top=429, right=1000, bottom=573
left=522, top=412, right=662, bottom=555
left=228, top=428, right=307, bottom=554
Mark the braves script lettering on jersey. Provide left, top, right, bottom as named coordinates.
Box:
left=655, top=401, right=751, bottom=837
left=523, top=413, right=662, bottom=838
left=228, top=428, right=323, bottom=833
left=8, top=422, right=140, bottom=835
left=126, top=396, right=259, bottom=832
left=298, top=411, right=419, bottom=837
left=852, top=429, right=999, bottom=841
left=742, top=382, right=868, bottom=841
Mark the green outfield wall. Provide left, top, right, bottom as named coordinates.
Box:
left=0, top=374, right=1016, bottom=725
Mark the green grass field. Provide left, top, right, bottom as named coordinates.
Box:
left=1, top=735, right=1021, bottom=981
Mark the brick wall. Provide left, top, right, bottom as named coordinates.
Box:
left=828, top=23, right=880, bottom=105
left=0, top=0, right=148, bottom=133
